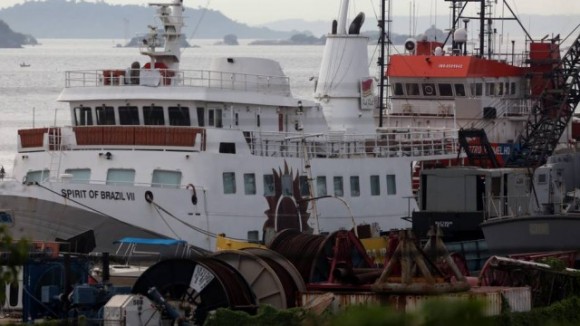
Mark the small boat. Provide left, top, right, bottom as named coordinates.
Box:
left=481, top=151, right=580, bottom=254
left=19, top=62, right=30, bottom=68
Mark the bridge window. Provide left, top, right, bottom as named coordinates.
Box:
left=152, top=170, right=181, bottom=188
left=438, top=84, right=453, bottom=97
left=485, top=83, right=496, bottom=96
left=406, top=83, right=419, bottom=96
left=144, top=106, right=164, bottom=125
left=208, top=109, right=223, bottom=128
left=64, top=168, right=91, bottom=184
left=393, top=83, right=404, bottom=96
left=471, top=83, right=483, bottom=96
left=244, top=173, right=256, bottom=195
left=263, top=174, right=274, bottom=196
left=96, top=106, right=115, bottom=125
left=74, top=106, right=93, bottom=126
left=510, top=82, right=516, bottom=95
left=334, top=176, right=344, bottom=196
left=168, top=106, right=190, bottom=126
left=370, top=175, right=380, bottom=196
left=106, top=169, right=135, bottom=186
left=454, top=84, right=466, bottom=96
left=422, top=83, right=436, bottom=96
left=386, top=174, right=397, bottom=195
left=498, top=82, right=504, bottom=96
left=119, top=106, right=139, bottom=125
left=196, top=107, right=205, bottom=127
left=222, top=172, right=236, bottom=194
left=350, top=176, right=360, bottom=197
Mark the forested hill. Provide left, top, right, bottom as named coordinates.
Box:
left=0, top=0, right=293, bottom=39
left=0, top=20, right=38, bottom=48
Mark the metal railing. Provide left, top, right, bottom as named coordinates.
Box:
left=64, top=68, right=292, bottom=96
left=247, top=128, right=459, bottom=159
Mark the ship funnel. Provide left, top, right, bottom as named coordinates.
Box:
left=316, top=1, right=375, bottom=133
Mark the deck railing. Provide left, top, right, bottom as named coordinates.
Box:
left=64, top=68, right=292, bottom=96
left=18, top=126, right=458, bottom=159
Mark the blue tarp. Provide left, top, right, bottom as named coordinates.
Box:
left=114, top=237, right=186, bottom=246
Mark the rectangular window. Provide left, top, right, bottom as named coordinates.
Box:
left=282, top=174, right=293, bottom=196
left=235, top=113, right=239, bottom=126
left=118, top=106, right=139, bottom=125
left=208, top=109, right=223, bottom=128
left=96, top=106, right=115, bottom=125
left=406, top=83, right=419, bottom=96
left=74, top=107, right=93, bottom=126
left=510, top=82, right=516, bottom=95
left=244, top=173, right=256, bottom=195
left=25, top=170, right=49, bottom=183
left=196, top=107, right=205, bottom=127
left=106, top=169, right=135, bottom=186
left=223, top=172, right=236, bottom=194
left=370, top=175, right=380, bottom=196
left=316, top=176, right=327, bottom=196
left=438, top=84, right=453, bottom=96
left=394, top=83, right=404, bottom=96
left=257, top=114, right=261, bottom=127
left=64, top=168, right=91, bottom=184
left=386, top=174, right=397, bottom=195
left=498, top=82, right=504, bottom=96
left=143, top=106, right=164, bottom=125
left=168, top=106, right=191, bottom=126
left=454, top=84, right=466, bottom=96
left=152, top=170, right=182, bottom=188
left=299, top=176, right=310, bottom=196
left=350, top=176, right=360, bottom=197
left=263, top=174, right=274, bottom=196
left=486, top=82, right=495, bottom=96
left=471, top=83, right=483, bottom=96
left=333, top=176, right=344, bottom=197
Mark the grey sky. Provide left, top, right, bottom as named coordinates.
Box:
left=1, top=0, right=579, bottom=25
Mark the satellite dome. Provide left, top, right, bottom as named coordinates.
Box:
left=454, top=28, right=468, bottom=43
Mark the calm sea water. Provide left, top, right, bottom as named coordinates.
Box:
left=0, top=39, right=382, bottom=172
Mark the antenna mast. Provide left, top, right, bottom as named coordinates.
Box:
left=378, top=0, right=391, bottom=127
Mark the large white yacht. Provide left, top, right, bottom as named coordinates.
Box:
left=0, top=0, right=457, bottom=253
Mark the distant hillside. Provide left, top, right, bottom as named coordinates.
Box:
left=261, top=14, right=579, bottom=44
left=0, top=0, right=294, bottom=39
left=0, top=20, right=38, bottom=48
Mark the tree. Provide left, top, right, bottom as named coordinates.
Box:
left=0, top=226, right=29, bottom=305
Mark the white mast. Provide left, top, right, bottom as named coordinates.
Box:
left=141, top=0, right=185, bottom=71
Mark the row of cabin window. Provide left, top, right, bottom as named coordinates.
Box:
left=74, top=106, right=224, bottom=128
left=223, top=172, right=397, bottom=197
left=25, top=168, right=182, bottom=188
left=393, top=81, right=518, bottom=97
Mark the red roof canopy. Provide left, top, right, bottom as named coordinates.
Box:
left=387, top=55, right=525, bottom=78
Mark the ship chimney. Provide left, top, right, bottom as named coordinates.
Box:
left=315, top=0, right=375, bottom=133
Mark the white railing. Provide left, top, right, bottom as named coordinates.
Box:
left=64, top=69, right=292, bottom=96
left=247, top=128, right=459, bottom=159
left=483, top=195, right=531, bottom=220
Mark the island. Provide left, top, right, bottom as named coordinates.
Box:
left=0, top=20, right=37, bottom=48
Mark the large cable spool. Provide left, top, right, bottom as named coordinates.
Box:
left=268, top=229, right=374, bottom=284
left=132, top=258, right=256, bottom=325
left=267, top=229, right=327, bottom=283
left=242, top=247, right=306, bottom=307
left=212, top=250, right=297, bottom=309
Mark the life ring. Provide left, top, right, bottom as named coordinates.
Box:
left=187, top=183, right=198, bottom=205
